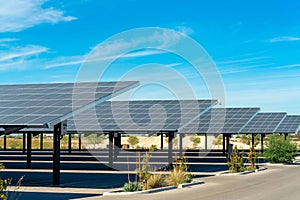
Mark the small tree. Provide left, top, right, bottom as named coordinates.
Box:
left=227, top=146, right=244, bottom=173
left=248, top=146, right=258, bottom=170
left=264, top=135, right=297, bottom=163
left=86, top=134, right=105, bottom=149
left=127, top=136, right=139, bottom=148
left=137, top=152, right=151, bottom=190
left=190, top=136, right=201, bottom=149
left=213, top=135, right=223, bottom=148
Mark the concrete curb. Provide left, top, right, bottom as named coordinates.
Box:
left=103, top=180, right=205, bottom=196
left=217, top=167, right=267, bottom=176
left=178, top=180, right=204, bottom=188
left=103, top=185, right=176, bottom=196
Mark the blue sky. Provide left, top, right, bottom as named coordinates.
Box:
left=0, top=0, right=300, bottom=113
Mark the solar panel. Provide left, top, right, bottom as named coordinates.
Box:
left=275, top=115, right=300, bottom=133
left=239, top=112, right=287, bottom=134
left=179, top=107, right=260, bottom=134
left=0, top=81, right=139, bottom=129
left=69, top=99, right=218, bottom=132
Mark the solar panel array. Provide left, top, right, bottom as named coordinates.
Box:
left=275, top=115, right=300, bottom=133
left=69, top=100, right=218, bottom=132
left=240, top=112, right=287, bottom=134
left=180, top=107, right=260, bottom=134
left=0, top=81, right=138, bottom=128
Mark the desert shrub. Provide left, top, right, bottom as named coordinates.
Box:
left=149, top=145, right=158, bottom=152
left=213, top=135, right=223, bottom=148
left=190, top=136, right=201, bottom=149
left=167, top=169, right=188, bottom=187
left=147, top=174, right=168, bottom=189
left=264, top=135, right=297, bottom=163
left=127, top=136, right=139, bottom=148
left=137, top=152, right=151, bottom=190
left=247, top=146, right=258, bottom=170
left=167, top=155, right=193, bottom=187
left=123, top=181, right=143, bottom=192
left=227, top=146, right=245, bottom=173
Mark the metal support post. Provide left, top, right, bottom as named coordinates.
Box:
left=53, top=122, right=62, bottom=185
left=26, top=133, right=32, bottom=169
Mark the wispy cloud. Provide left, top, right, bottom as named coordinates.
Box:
left=0, top=38, right=19, bottom=43
left=270, top=36, right=300, bottom=43
left=215, top=54, right=274, bottom=74
left=174, top=26, right=194, bottom=36
left=44, top=49, right=167, bottom=69
left=0, top=0, right=76, bottom=33
left=0, top=45, right=48, bottom=71
left=275, top=63, right=300, bottom=69
left=44, top=55, right=86, bottom=69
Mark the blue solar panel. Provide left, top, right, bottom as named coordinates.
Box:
left=275, top=115, right=300, bottom=133
left=67, top=99, right=218, bottom=132
left=0, top=81, right=138, bottom=128
left=179, top=107, right=260, bottom=134
left=240, top=112, right=286, bottom=134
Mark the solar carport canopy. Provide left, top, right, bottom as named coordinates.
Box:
left=179, top=107, right=260, bottom=134
left=275, top=115, right=300, bottom=134
left=0, top=81, right=139, bottom=130
left=69, top=99, right=218, bottom=132
left=239, top=112, right=287, bottom=134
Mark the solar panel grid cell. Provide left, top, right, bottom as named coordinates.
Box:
left=0, top=81, right=139, bottom=128
left=240, top=113, right=287, bottom=134
left=275, top=115, right=300, bottom=133
left=71, top=100, right=218, bottom=132
left=179, top=107, right=260, bottom=134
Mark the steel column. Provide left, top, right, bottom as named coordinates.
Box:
left=222, top=134, right=225, bottom=156
left=3, top=135, right=6, bottom=151
left=68, top=133, right=72, bottom=154
left=22, top=133, right=26, bottom=154
left=168, top=132, right=174, bottom=165
left=53, top=123, right=62, bottom=185
left=108, top=132, right=114, bottom=168
left=40, top=133, right=43, bottom=150
left=78, top=133, right=82, bottom=151
left=179, top=134, right=183, bottom=156
left=160, top=133, right=164, bottom=149
left=205, top=134, right=208, bottom=150
left=261, top=134, right=265, bottom=153
left=26, top=133, right=32, bottom=169
left=284, top=133, right=288, bottom=140
left=114, top=133, right=121, bottom=160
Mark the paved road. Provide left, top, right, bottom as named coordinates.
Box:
left=90, top=164, right=300, bottom=200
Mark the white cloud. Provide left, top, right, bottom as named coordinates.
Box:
left=0, top=45, right=48, bottom=62
left=270, top=36, right=300, bottom=43
left=0, top=0, right=76, bottom=33
left=44, top=55, right=86, bottom=69
left=174, top=26, right=194, bottom=36
left=0, top=38, right=19, bottom=43
left=215, top=54, right=274, bottom=75
left=275, top=63, right=300, bottom=69
left=0, top=45, right=48, bottom=71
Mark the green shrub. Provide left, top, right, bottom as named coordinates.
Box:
left=0, top=163, right=8, bottom=200
left=127, top=136, right=139, bottom=148
left=137, top=152, right=151, bottom=190
left=149, top=145, right=158, bottom=152
left=123, top=181, right=143, bottom=192
left=227, top=146, right=245, bottom=173
left=264, top=135, right=297, bottom=163
left=190, top=136, right=201, bottom=149
left=167, top=155, right=193, bottom=187
left=147, top=174, right=168, bottom=189
left=247, top=146, right=258, bottom=170
left=167, top=169, right=187, bottom=187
